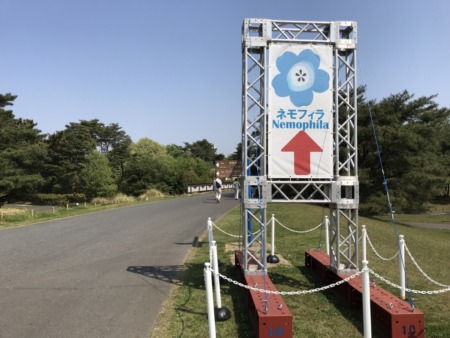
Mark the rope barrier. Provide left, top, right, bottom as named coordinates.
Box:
left=211, top=221, right=241, bottom=238
left=210, top=219, right=450, bottom=296
left=275, top=218, right=323, bottom=234
left=211, top=217, right=321, bottom=239
left=211, top=220, right=261, bottom=238
left=215, top=269, right=363, bottom=296
left=366, top=232, right=399, bottom=261
left=368, top=269, right=450, bottom=295
left=365, top=229, right=450, bottom=289
left=212, top=267, right=450, bottom=296
left=405, top=244, right=450, bottom=288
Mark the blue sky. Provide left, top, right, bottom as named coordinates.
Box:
left=2, top=0, right=449, bottom=156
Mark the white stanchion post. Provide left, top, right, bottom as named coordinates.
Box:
left=204, top=263, right=216, bottom=338
left=207, top=217, right=213, bottom=245
left=325, top=216, right=330, bottom=255
left=362, top=225, right=367, bottom=261
left=210, top=241, right=231, bottom=321
left=399, top=235, right=406, bottom=300
left=362, top=260, right=372, bottom=338
left=207, top=217, right=213, bottom=262
left=267, top=214, right=280, bottom=264
left=271, top=214, right=275, bottom=257
left=211, top=241, right=222, bottom=309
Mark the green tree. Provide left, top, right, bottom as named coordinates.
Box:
left=171, top=153, right=214, bottom=194
left=0, top=94, right=48, bottom=202
left=80, top=120, right=132, bottom=187
left=120, top=138, right=216, bottom=195
left=107, top=138, right=132, bottom=189
left=358, top=90, right=450, bottom=214
left=183, top=139, right=222, bottom=164
left=79, top=151, right=117, bottom=199
left=121, top=138, right=176, bottom=195
left=44, top=119, right=131, bottom=195
left=228, top=142, right=242, bottom=160
left=44, top=123, right=96, bottom=194
left=166, top=144, right=185, bottom=158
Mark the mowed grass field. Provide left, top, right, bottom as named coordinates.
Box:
left=151, top=203, right=450, bottom=338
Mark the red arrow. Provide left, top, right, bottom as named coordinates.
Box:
left=281, top=131, right=323, bottom=175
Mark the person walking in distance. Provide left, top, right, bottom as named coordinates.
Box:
left=213, top=175, right=223, bottom=203
left=233, top=178, right=240, bottom=200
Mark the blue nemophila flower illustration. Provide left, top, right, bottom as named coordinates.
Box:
left=272, top=49, right=330, bottom=107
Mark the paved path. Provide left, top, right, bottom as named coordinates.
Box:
left=0, top=192, right=238, bottom=338
left=398, top=212, right=450, bottom=230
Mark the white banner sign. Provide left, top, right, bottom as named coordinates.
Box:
left=268, top=44, right=333, bottom=178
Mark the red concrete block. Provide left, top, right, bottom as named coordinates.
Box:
left=305, top=250, right=425, bottom=338
left=235, top=251, right=293, bottom=337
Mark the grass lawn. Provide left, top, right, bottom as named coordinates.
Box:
left=0, top=196, right=173, bottom=229
left=150, top=203, right=450, bottom=338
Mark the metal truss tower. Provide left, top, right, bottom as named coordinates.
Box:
left=241, top=19, right=358, bottom=275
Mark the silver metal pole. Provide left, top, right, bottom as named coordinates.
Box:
left=325, top=216, right=330, bottom=256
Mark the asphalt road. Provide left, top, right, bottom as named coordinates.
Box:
left=0, top=192, right=238, bottom=338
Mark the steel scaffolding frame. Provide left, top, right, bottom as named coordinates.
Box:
left=241, top=18, right=358, bottom=275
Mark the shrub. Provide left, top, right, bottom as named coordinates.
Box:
left=111, top=193, right=136, bottom=204
left=91, top=197, right=110, bottom=205
left=138, top=188, right=165, bottom=200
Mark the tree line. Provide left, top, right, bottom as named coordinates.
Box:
left=358, top=88, right=450, bottom=213
left=1, top=90, right=449, bottom=214
left=0, top=93, right=235, bottom=206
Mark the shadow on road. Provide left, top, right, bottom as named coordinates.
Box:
left=127, top=265, right=184, bottom=285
